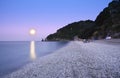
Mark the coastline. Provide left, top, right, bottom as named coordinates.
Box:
left=4, top=40, right=120, bottom=78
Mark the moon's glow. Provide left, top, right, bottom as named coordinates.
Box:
left=29, top=29, right=36, bottom=35
left=30, top=41, right=36, bottom=60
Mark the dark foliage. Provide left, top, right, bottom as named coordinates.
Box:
left=46, top=1, right=120, bottom=41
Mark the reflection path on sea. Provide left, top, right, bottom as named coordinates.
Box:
left=30, top=41, right=36, bottom=60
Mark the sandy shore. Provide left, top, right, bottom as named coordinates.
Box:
left=4, top=40, right=120, bottom=78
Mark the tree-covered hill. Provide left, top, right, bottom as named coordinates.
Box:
left=46, top=1, right=120, bottom=41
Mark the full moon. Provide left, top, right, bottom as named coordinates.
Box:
left=29, top=29, right=36, bottom=35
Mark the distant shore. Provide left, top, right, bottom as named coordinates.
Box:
left=4, top=39, right=120, bottom=78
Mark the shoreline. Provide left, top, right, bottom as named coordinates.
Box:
left=4, top=40, right=120, bottom=78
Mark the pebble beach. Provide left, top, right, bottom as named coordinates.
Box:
left=4, top=40, right=120, bottom=78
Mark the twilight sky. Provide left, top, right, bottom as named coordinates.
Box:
left=0, top=0, right=112, bottom=41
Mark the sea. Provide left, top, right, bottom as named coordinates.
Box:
left=0, top=41, right=68, bottom=77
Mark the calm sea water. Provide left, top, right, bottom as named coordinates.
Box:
left=0, top=41, right=68, bottom=77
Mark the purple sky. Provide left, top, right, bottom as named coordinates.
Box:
left=0, top=0, right=112, bottom=41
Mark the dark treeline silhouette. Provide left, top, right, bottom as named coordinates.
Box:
left=46, top=1, right=120, bottom=41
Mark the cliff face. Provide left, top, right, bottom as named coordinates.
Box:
left=46, top=1, right=120, bottom=41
